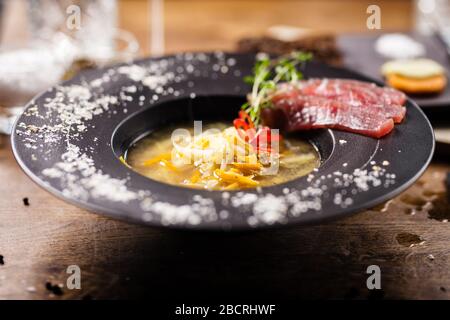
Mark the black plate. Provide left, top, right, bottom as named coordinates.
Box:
left=11, top=53, right=434, bottom=231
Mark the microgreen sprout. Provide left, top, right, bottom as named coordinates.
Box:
left=242, top=52, right=313, bottom=126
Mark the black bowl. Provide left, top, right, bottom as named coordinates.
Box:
left=11, top=53, right=434, bottom=231
left=112, top=95, right=334, bottom=164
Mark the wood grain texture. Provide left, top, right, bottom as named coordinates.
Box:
left=2, top=0, right=450, bottom=300
left=1, top=135, right=449, bottom=300
left=125, top=0, right=413, bottom=55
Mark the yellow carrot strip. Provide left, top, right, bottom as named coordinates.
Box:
left=214, top=169, right=259, bottom=187
left=224, top=182, right=239, bottom=190
left=189, top=170, right=201, bottom=183
left=231, top=162, right=262, bottom=172
left=229, top=168, right=241, bottom=174
left=142, top=153, right=171, bottom=166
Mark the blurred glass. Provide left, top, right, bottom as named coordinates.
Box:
left=415, top=0, right=450, bottom=33
left=0, top=0, right=139, bottom=135
left=29, top=0, right=118, bottom=61
left=414, top=0, right=450, bottom=57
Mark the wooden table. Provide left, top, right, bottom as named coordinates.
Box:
left=1, top=0, right=450, bottom=300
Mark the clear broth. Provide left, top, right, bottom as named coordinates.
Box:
left=126, top=122, right=320, bottom=190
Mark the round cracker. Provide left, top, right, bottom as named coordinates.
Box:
left=381, top=59, right=445, bottom=79
left=386, top=73, right=446, bottom=94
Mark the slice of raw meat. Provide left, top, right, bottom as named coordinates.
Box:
left=276, top=79, right=406, bottom=123
left=299, top=79, right=406, bottom=106
left=265, top=91, right=395, bottom=138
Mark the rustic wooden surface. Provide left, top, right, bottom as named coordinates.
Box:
left=122, top=0, right=414, bottom=55
left=1, top=0, right=450, bottom=300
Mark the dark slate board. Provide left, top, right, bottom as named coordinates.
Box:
left=338, top=33, right=450, bottom=110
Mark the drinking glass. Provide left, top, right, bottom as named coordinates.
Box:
left=0, top=0, right=139, bottom=135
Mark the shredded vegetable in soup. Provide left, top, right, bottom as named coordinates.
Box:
left=124, top=122, right=319, bottom=191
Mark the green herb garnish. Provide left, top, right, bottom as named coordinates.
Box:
left=242, top=51, right=313, bottom=126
